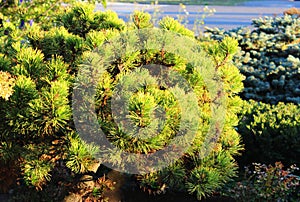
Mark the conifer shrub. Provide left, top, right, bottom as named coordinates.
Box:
left=236, top=100, right=300, bottom=167
left=159, top=16, right=195, bottom=37
left=129, top=11, right=153, bottom=29
left=57, top=3, right=125, bottom=38
left=205, top=15, right=300, bottom=104
left=0, top=2, right=245, bottom=201
left=0, top=2, right=115, bottom=200
left=79, top=11, right=245, bottom=199
left=0, top=0, right=107, bottom=29
left=205, top=16, right=300, bottom=177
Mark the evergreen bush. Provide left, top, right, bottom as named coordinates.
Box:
left=0, top=2, right=245, bottom=201
left=0, top=2, right=113, bottom=200
left=206, top=18, right=300, bottom=199
left=57, top=3, right=125, bottom=38
left=236, top=100, right=300, bottom=167
left=205, top=15, right=300, bottom=104
left=83, top=13, right=244, bottom=198
left=0, top=0, right=107, bottom=29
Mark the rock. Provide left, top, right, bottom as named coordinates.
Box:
left=78, top=175, right=94, bottom=189
left=87, top=161, right=101, bottom=173
left=63, top=193, right=82, bottom=202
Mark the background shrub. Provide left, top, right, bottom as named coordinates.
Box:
left=206, top=17, right=300, bottom=202
left=205, top=15, right=300, bottom=104
left=236, top=100, right=300, bottom=167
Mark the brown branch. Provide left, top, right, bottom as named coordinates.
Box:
left=215, top=52, right=230, bottom=71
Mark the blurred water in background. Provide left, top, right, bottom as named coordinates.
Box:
left=97, top=0, right=299, bottom=32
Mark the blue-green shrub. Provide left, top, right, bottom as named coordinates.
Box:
left=205, top=15, right=300, bottom=104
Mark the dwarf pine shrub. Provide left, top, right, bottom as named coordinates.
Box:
left=1, top=2, right=244, bottom=201
left=0, top=2, right=110, bottom=200
left=82, top=11, right=244, bottom=199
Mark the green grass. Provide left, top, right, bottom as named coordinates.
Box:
left=108, top=0, right=259, bottom=6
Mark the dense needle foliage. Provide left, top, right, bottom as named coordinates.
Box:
left=0, top=1, right=246, bottom=201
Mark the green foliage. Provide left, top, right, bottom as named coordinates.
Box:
left=89, top=29, right=244, bottom=199
left=66, top=133, right=99, bottom=173
left=206, top=18, right=300, bottom=201
left=28, top=26, right=86, bottom=65
left=58, top=3, right=125, bottom=38
left=28, top=79, right=71, bottom=136
left=0, top=2, right=244, bottom=200
left=159, top=16, right=194, bottom=38
left=129, top=11, right=193, bottom=36
left=187, top=166, right=221, bottom=200
left=223, top=162, right=300, bottom=202
left=237, top=100, right=300, bottom=166
left=2, top=75, right=38, bottom=136
left=23, top=156, right=53, bottom=189
left=0, top=0, right=107, bottom=29
left=205, top=15, right=300, bottom=104
left=0, top=0, right=68, bottom=29
left=202, top=36, right=239, bottom=70
left=0, top=1, right=109, bottom=195
left=130, top=11, right=153, bottom=29
left=13, top=47, right=45, bottom=80
left=0, top=20, right=24, bottom=57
